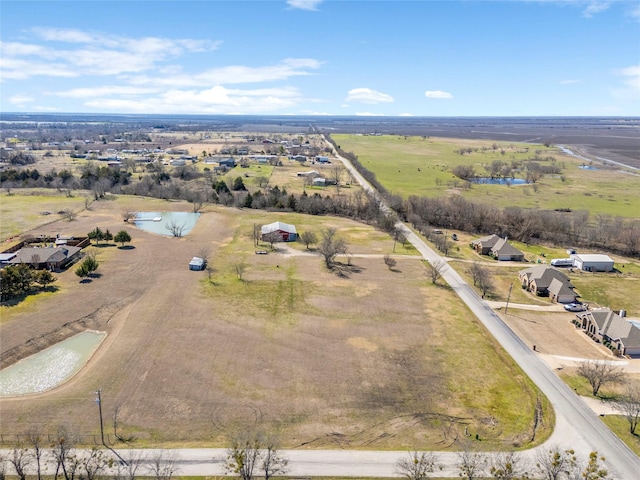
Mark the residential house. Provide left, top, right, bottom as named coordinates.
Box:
left=261, top=221, right=298, bottom=242
left=218, top=158, right=236, bottom=168
left=576, top=309, right=640, bottom=356
left=490, top=237, right=524, bottom=261
left=9, top=246, right=82, bottom=271
left=470, top=234, right=501, bottom=255
left=518, top=265, right=577, bottom=303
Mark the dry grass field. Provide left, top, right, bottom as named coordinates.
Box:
left=0, top=194, right=551, bottom=450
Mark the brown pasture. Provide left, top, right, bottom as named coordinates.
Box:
left=0, top=198, right=549, bottom=450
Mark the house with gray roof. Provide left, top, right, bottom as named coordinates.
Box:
left=519, top=265, right=577, bottom=303
left=577, top=309, right=640, bottom=356
left=490, top=237, right=524, bottom=261
left=470, top=234, right=501, bottom=255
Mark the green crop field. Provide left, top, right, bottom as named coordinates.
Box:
left=332, top=134, right=640, bottom=217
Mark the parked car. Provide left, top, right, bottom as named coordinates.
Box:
left=564, top=303, right=587, bottom=312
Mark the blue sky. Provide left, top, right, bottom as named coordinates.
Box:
left=1, top=0, right=639, bottom=116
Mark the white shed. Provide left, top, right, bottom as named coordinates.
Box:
left=572, top=254, right=614, bottom=272
left=189, top=257, right=206, bottom=271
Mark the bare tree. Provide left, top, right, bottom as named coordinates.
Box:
left=82, top=447, right=111, bottom=480
left=263, top=231, right=281, bottom=250
left=488, top=451, right=529, bottom=479
left=457, top=450, right=487, bottom=480
left=384, top=254, right=397, bottom=270
left=395, top=451, right=439, bottom=479
left=253, top=224, right=263, bottom=247
left=50, top=426, right=80, bottom=480
left=122, top=209, right=137, bottom=223
left=535, top=446, right=580, bottom=480
left=234, top=261, right=248, bottom=281
left=60, top=209, right=77, bottom=222
left=147, top=450, right=179, bottom=480
left=116, top=450, right=147, bottom=480
left=261, top=438, right=288, bottom=480
left=0, top=452, right=7, bottom=480
left=425, top=260, right=446, bottom=284
left=317, top=228, right=348, bottom=269
left=27, top=428, right=45, bottom=480
left=615, top=384, right=640, bottom=434
left=576, top=360, right=625, bottom=396
left=165, top=221, right=186, bottom=238
left=8, top=446, right=31, bottom=480
left=468, top=262, right=487, bottom=287
left=299, top=231, right=317, bottom=249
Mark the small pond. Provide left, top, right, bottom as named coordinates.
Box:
left=579, top=165, right=599, bottom=170
left=134, top=212, right=201, bottom=237
left=470, top=177, right=528, bottom=185
left=0, top=331, right=106, bottom=397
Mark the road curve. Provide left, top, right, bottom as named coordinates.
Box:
left=327, top=135, right=640, bottom=478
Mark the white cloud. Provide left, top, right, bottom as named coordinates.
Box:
left=55, top=86, right=160, bottom=99
left=8, top=94, right=34, bottom=105
left=346, top=88, right=394, bottom=104
left=287, top=0, right=323, bottom=11
left=424, top=90, right=453, bottom=99
left=398, top=113, right=414, bottom=116
left=610, top=65, right=640, bottom=100
left=629, top=4, right=640, bottom=21
left=581, top=0, right=612, bottom=17
left=559, top=79, right=581, bottom=84
left=82, top=85, right=306, bottom=114
left=1, top=28, right=220, bottom=80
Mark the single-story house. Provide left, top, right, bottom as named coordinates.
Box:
left=9, top=246, right=82, bottom=270
left=576, top=309, right=640, bottom=356
left=218, top=158, right=236, bottom=168
left=261, top=221, right=298, bottom=242
left=572, top=254, right=614, bottom=272
left=490, top=237, right=524, bottom=261
left=189, top=257, right=206, bottom=271
left=315, top=156, right=330, bottom=163
left=470, top=234, right=501, bottom=255
left=297, top=170, right=320, bottom=178
left=312, top=177, right=326, bottom=187
left=518, top=265, right=577, bottom=303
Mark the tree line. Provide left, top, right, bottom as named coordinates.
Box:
left=0, top=427, right=616, bottom=480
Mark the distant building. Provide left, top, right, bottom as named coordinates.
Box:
left=572, top=254, right=614, bottom=272
left=471, top=234, right=524, bottom=261
left=261, top=221, right=298, bottom=242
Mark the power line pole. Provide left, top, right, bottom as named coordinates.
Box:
left=505, top=282, right=513, bottom=314
left=95, top=389, right=105, bottom=445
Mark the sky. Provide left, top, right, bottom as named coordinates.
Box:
left=1, top=0, right=639, bottom=116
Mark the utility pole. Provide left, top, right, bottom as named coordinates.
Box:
left=95, top=389, right=105, bottom=445
left=505, top=283, right=513, bottom=314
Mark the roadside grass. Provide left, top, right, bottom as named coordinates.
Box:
left=600, top=415, right=640, bottom=457
left=333, top=134, right=640, bottom=217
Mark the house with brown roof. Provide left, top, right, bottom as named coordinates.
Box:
left=9, top=246, right=82, bottom=271
left=576, top=309, right=640, bottom=356
left=518, top=265, right=577, bottom=303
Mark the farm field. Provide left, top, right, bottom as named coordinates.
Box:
left=332, top=134, right=640, bottom=217
left=0, top=194, right=551, bottom=450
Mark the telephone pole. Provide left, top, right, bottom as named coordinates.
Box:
left=505, top=283, right=513, bottom=314
left=95, top=389, right=105, bottom=445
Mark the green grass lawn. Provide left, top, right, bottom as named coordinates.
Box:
left=333, top=134, right=640, bottom=217
left=600, top=415, right=640, bottom=457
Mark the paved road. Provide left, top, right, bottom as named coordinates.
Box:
left=326, top=137, right=640, bottom=478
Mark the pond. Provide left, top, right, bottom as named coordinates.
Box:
left=579, top=165, right=599, bottom=170
left=0, top=331, right=106, bottom=397
left=470, top=177, right=528, bottom=185
left=134, top=212, right=201, bottom=237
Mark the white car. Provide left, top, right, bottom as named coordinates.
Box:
left=564, top=303, right=587, bottom=312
